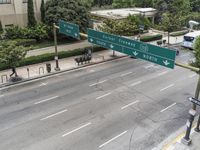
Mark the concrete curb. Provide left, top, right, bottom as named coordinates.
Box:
left=0, top=55, right=128, bottom=89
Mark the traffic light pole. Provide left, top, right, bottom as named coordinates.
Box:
left=53, top=23, right=60, bottom=71
left=175, top=62, right=200, bottom=145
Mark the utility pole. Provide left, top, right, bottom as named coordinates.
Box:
left=53, top=23, right=60, bottom=71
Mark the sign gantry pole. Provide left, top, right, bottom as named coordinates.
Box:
left=53, top=23, right=60, bottom=71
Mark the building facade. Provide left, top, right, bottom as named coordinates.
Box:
left=0, top=0, right=47, bottom=28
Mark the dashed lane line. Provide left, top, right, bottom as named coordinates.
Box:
left=99, top=131, right=128, bottom=148
left=40, top=109, right=68, bottom=121
left=89, top=80, right=108, bottom=87
left=121, top=100, right=139, bottom=110
left=62, top=122, right=92, bottom=137
left=160, top=103, right=176, bottom=113
left=34, top=96, right=59, bottom=105
left=96, top=93, right=112, bottom=100
left=120, top=72, right=133, bottom=77
left=130, top=81, right=142, bottom=87
left=160, top=84, right=174, bottom=92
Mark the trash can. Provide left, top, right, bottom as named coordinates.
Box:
left=46, top=63, right=51, bottom=73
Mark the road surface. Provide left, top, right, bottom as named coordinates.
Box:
left=0, top=50, right=197, bottom=150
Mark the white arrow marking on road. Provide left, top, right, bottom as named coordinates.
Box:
left=160, top=103, right=176, bottom=113
left=39, top=82, right=47, bottom=87
left=40, top=109, right=68, bottom=121
left=133, top=51, right=138, bottom=56
left=163, top=60, right=170, bottom=66
left=110, top=44, right=114, bottom=49
left=62, top=122, right=92, bottom=137
left=0, top=95, right=4, bottom=98
left=99, top=131, right=128, bottom=148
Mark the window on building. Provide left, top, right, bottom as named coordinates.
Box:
left=0, top=0, right=11, bottom=4
left=23, top=0, right=28, bottom=3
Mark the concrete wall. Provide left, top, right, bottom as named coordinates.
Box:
left=0, top=0, right=46, bottom=28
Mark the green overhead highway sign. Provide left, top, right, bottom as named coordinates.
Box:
left=88, top=29, right=176, bottom=69
left=59, top=20, right=80, bottom=39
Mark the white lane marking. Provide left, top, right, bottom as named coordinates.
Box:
left=158, top=71, right=169, bottom=76
left=130, top=81, right=142, bottom=87
left=145, top=64, right=154, bottom=69
left=160, top=84, right=174, bottom=92
left=0, top=95, right=4, bottom=98
left=160, top=103, right=176, bottom=113
left=189, top=74, right=196, bottom=78
left=34, top=96, right=59, bottom=105
left=39, top=82, right=48, bottom=87
left=121, top=100, right=139, bottom=110
left=96, top=92, right=111, bottom=100
left=89, top=80, right=108, bottom=87
left=62, top=122, right=91, bottom=137
left=99, top=131, right=128, bottom=148
left=120, top=72, right=133, bottom=77
left=40, top=109, right=68, bottom=121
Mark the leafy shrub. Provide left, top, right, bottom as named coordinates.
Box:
left=170, top=30, right=189, bottom=37
left=4, top=24, right=48, bottom=41
left=140, top=34, right=163, bottom=42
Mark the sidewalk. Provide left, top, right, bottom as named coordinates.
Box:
left=152, top=122, right=200, bottom=150
left=26, top=40, right=91, bottom=57
left=0, top=50, right=126, bottom=85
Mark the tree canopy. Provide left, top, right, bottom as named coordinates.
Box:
left=0, top=41, right=27, bottom=68
left=45, top=0, right=90, bottom=33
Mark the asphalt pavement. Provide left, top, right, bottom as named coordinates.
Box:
left=0, top=50, right=197, bottom=150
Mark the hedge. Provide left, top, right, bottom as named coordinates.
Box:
left=0, top=46, right=107, bottom=71
left=140, top=34, right=163, bottom=42
left=170, top=30, right=189, bottom=37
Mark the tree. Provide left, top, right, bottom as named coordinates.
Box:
left=99, top=19, right=139, bottom=36
left=159, top=13, right=182, bottom=44
left=40, top=0, right=45, bottom=23
left=194, top=37, right=200, bottom=68
left=190, top=0, right=200, bottom=12
left=112, top=0, right=135, bottom=8
left=0, top=41, right=27, bottom=77
left=28, top=0, right=37, bottom=27
left=45, top=0, right=90, bottom=33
